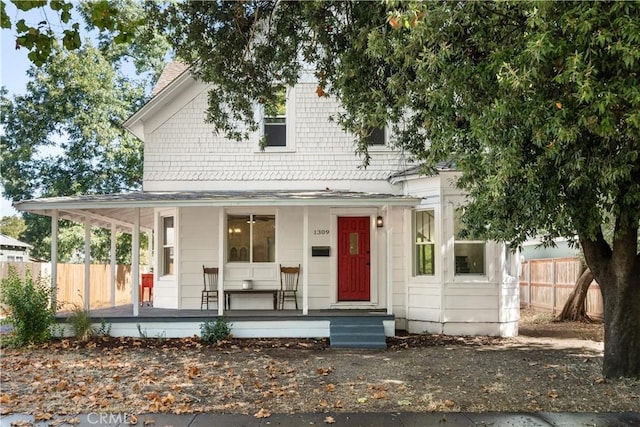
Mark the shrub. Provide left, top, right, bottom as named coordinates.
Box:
left=66, top=303, right=96, bottom=341
left=200, top=317, right=232, bottom=343
left=0, top=268, right=56, bottom=346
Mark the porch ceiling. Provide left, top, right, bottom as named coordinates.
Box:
left=14, top=190, right=420, bottom=233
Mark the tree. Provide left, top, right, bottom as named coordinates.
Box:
left=6, top=1, right=640, bottom=378
left=1, top=0, right=167, bottom=262
left=0, top=216, right=26, bottom=239
left=151, top=1, right=640, bottom=378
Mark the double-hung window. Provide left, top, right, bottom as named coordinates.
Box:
left=365, top=126, right=386, bottom=146
left=453, top=209, right=485, bottom=275
left=414, top=210, right=436, bottom=275
left=263, top=88, right=287, bottom=147
left=228, top=214, right=276, bottom=262
left=161, top=216, right=175, bottom=276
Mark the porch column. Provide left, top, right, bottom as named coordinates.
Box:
left=146, top=231, right=153, bottom=271
left=132, top=208, right=140, bottom=317
left=217, top=209, right=225, bottom=315
left=302, top=206, right=309, bottom=315
left=50, top=210, right=58, bottom=309
left=386, top=205, right=393, bottom=315
left=110, top=223, right=117, bottom=307
left=84, top=217, right=91, bottom=311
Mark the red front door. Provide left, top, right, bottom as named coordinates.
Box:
left=337, top=216, right=370, bottom=301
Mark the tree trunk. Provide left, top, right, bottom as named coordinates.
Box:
left=601, top=278, right=640, bottom=378
left=555, top=267, right=594, bottom=322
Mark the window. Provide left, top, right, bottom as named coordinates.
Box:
left=414, top=210, right=435, bottom=275
left=228, top=214, right=275, bottom=262
left=263, top=88, right=287, bottom=147
left=162, top=216, right=175, bottom=275
left=454, top=209, right=485, bottom=275
left=365, top=127, right=386, bottom=146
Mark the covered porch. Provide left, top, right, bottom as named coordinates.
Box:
left=16, top=190, right=418, bottom=339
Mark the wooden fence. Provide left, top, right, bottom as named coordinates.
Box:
left=519, top=257, right=603, bottom=319
left=0, top=262, right=133, bottom=311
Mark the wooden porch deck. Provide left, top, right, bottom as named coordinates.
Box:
left=56, top=304, right=393, bottom=323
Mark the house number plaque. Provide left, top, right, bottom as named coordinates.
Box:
left=313, top=229, right=329, bottom=235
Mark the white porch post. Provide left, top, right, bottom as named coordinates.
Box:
left=110, top=223, right=117, bottom=307
left=302, top=206, right=309, bottom=315
left=386, top=205, right=393, bottom=315
left=50, top=210, right=58, bottom=309
left=146, top=231, right=153, bottom=271
left=132, top=208, right=140, bottom=317
left=84, top=217, right=91, bottom=311
left=217, top=209, right=225, bottom=315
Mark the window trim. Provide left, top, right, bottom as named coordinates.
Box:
left=413, top=209, right=436, bottom=276
left=227, top=213, right=276, bottom=263
left=453, top=208, right=487, bottom=276
left=256, top=87, right=296, bottom=152
left=161, top=215, right=175, bottom=277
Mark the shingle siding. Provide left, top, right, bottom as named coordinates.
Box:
left=144, top=81, right=407, bottom=191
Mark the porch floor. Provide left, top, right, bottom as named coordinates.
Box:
left=56, top=304, right=393, bottom=323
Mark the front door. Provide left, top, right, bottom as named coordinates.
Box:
left=337, top=216, right=370, bottom=301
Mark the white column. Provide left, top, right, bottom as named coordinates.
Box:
left=302, top=206, right=309, bottom=315
left=132, top=208, right=140, bottom=317
left=110, top=223, right=117, bottom=307
left=84, top=218, right=91, bottom=311
left=217, top=209, right=225, bottom=315
left=50, top=210, right=59, bottom=309
left=386, top=206, right=393, bottom=315
left=146, top=231, right=153, bottom=271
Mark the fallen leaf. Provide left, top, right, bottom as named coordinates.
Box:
left=324, top=416, right=336, bottom=424
left=128, top=414, right=138, bottom=425
left=547, top=389, right=559, bottom=399
left=444, top=399, right=455, bottom=408
left=357, top=397, right=368, bottom=404
left=397, top=399, right=411, bottom=406
left=325, top=383, right=335, bottom=392
left=254, top=408, right=271, bottom=419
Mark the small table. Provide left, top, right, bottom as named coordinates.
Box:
left=224, top=289, right=279, bottom=310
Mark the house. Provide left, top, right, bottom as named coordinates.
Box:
left=14, top=63, right=520, bottom=342
left=0, top=234, right=31, bottom=262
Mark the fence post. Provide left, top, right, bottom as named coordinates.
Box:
left=527, top=261, right=531, bottom=308
left=551, top=259, right=556, bottom=314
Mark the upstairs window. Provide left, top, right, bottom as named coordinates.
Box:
left=263, top=88, right=287, bottom=147
left=454, top=209, right=485, bottom=275
left=228, top=214, right=276, bottom=262
left=365, top=127, right=386, bottom=146
left=414, top=210, right=435, bottom=275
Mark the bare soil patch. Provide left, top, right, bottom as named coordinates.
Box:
left=1, top=311, right=638, bottom=420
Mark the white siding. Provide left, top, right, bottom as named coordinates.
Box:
left=143, top=81, right=405, bottom=192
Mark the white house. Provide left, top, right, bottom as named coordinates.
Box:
left=14, top=63, right=519, bottom=343
left=0, top=234, right=32, bottom=262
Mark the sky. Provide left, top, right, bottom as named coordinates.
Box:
left=0, top=2, right=36, bottom=217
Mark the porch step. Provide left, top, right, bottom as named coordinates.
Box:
left=329, top=317, right=387, bottom=349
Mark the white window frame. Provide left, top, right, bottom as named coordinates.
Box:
left=226, top=213, right=276, bottom=263
left=453, top=208, right=486, bottom=276
left=161, top=215, right=175, bottom=277
left=413, top=209, right=436, bottom=276
left=256, top=87, right=296, bottom=152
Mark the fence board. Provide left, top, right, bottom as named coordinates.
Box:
left=1, top=262, right=134, bottom=311
left=520, top=258, right=603, bottom=319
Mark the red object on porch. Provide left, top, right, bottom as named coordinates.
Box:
left=337, top=216, right=371, bottom=301
left=140, top=273, right=154, bottom=306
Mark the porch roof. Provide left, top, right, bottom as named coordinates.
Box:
left=14, top=190, right=420, bottom=232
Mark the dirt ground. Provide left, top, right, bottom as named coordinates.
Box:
left=0, top=310, right=638, bottom=420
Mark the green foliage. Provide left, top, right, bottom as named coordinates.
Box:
left=0, top=216, right=26, bottom=239
left=0, top=268, right=56, bottom=346
left=200, top=317, right=232, bottom=344
left=65, top=302, right=96, bottom=341
left=97, top=318, right=112, bottom=337
left=1, top=0, right=167, bottom=261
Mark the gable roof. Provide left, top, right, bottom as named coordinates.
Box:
left=152, top=61, right=190, bottom=96
left=0, top=234, right=32, bottom=250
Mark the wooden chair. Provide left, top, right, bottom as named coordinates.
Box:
left=279, top=264, right=300, bottom=310
left=201, top=266, right=219, bottom=310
